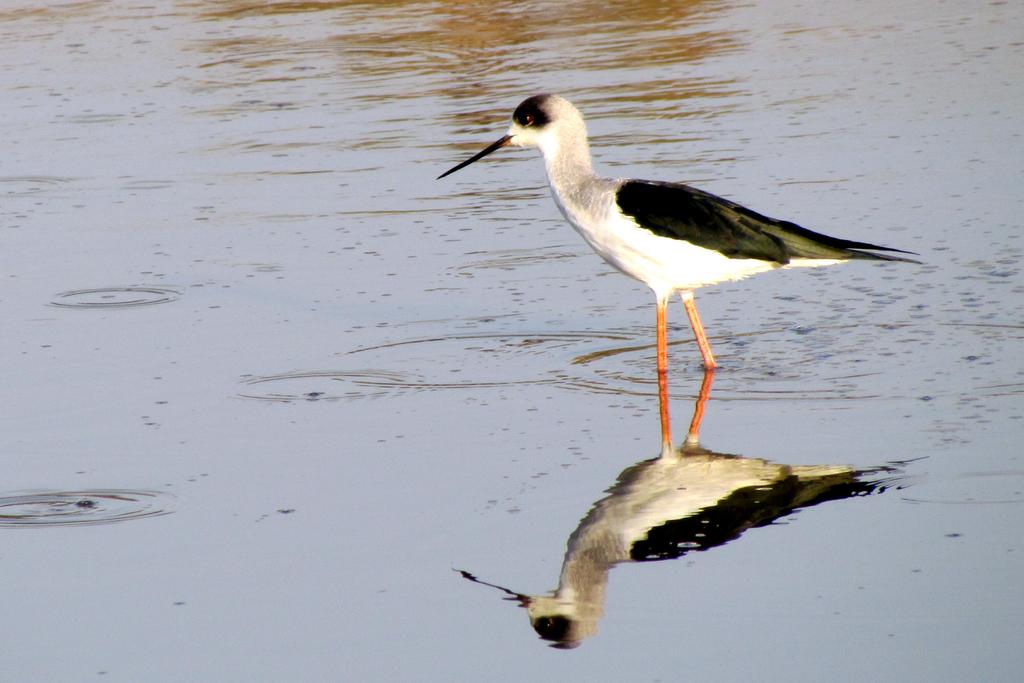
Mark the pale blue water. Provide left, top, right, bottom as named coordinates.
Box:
left=1, top=1, right=1021, bottom=681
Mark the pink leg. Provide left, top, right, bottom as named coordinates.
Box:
left=682, top=292, right=717, bottom=370
left=656, top=296, right=672, bottom=449
left=685, top=367, right=715, bottom=445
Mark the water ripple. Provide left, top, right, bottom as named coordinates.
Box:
left=50, top=286, right=181, bottom=309
left=237, top=321, right=1023, bottom=404
left=239, top=369, right=424, bottom=402
left=0, top=175, right=74, bottom=196
left=0, top=489, right=173, bottom=528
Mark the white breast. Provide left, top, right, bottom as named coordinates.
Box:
left=554, top=188, right=785, bottom=294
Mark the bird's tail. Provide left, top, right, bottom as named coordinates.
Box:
left=844, top=247, right=921, bottom=263
left=765, top=219, right=921, bottom=263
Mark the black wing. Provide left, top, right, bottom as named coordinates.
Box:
left=616, top=180, right=919, bottom=264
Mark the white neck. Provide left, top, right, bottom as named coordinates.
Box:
left=539, top=126, right=596, bottom=196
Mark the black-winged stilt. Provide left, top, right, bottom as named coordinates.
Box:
left=439, top=94, right=917, bottom=445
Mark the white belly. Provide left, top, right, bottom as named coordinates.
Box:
left=567, top=206, right=790, bottom=293
left=550, top=180, right=843, bottom=297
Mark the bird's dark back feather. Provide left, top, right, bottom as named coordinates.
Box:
left=616, top=180, right=919, bottom=263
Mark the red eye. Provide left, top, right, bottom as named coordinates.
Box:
left=524, top=114, right=534, bottom=126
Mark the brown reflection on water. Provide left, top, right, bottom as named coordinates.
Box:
left=187, top=0, right=743, bottom=121
left=0, top=1, right=105, bottom=22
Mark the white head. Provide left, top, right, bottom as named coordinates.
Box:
left=505, top=94, right=587, bottom=155
left=437, top=94, right=590, bottom=179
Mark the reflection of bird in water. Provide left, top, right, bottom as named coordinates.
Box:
left=439, top=94, right=918, bottom=446
left=457, top=374, right=906, bottom=649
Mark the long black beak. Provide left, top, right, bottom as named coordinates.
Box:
left=437, top=134, right=513, bottom=180
left=454, top=568, right=530, bottom=606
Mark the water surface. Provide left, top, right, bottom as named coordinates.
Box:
left=1, top=1, right=1021, bottom=681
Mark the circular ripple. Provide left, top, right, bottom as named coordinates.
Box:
left=562, top=321, right=1024, bottom=401
left=0, top=175, right=73, bottom=196
left=0, top=489, right=173, bottom=528
left=50, top=286, right=180, bottom=309
left=239, top=369, right=422, bottom=402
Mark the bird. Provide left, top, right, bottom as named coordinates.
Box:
left=438, top=94, right=917, bottom=445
